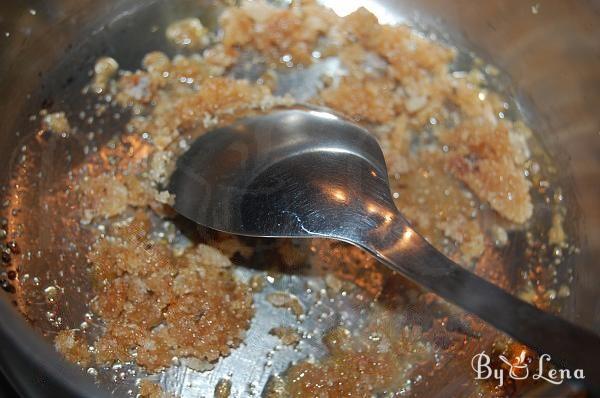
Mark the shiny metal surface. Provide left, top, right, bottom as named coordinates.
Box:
left=170, top=107, right=393, bottom=241
left=170, top=108, right=600, bottom=384
left=0, top=0, right=599, bottom=397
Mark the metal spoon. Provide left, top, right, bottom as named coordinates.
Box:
left=169, top=107, right=600, bottom=383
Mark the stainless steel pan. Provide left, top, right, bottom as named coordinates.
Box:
left=0, top=0, right=598, bottom=396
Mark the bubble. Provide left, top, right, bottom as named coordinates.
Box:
left=87, top=368, right=98, bottom=377
left=44, top=285, right=59, bottom=302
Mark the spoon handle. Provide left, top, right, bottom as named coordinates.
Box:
left=359, top=218, right=600, bottom=384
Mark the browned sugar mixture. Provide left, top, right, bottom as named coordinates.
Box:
left=280, top=318, right=432, bottom=397
left=89, top=214, right=253, bottom=372
left=29, top=0, right=570, bottom=396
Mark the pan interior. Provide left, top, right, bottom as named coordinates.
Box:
left=0, top=0, right=581, bottom=396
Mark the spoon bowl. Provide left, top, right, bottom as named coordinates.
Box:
left=170, top=107, right=397, bottom=241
